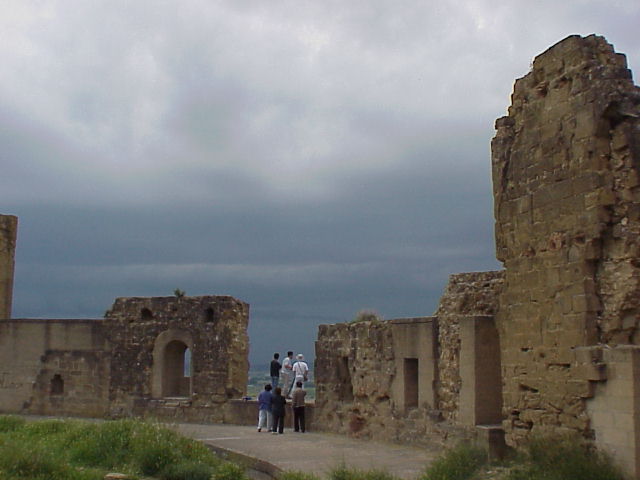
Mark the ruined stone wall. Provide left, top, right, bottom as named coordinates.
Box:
left=0, top=295, right=249, bottom=422
left=492, top=34, right=640, bottom=445
left=314, top=320, right=398, bottom=441
left=0, top=319, right=110, bottom=416
left=104, top=295, right=249, bottom=421
left=434, top=271, right=504, bottom=421
left=314, top=271, right=504, bottom=445
left=0, top=215, right=17, bottom=319
left=30, top=349, right=111, bottom=417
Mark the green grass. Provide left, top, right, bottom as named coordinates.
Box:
left=417, top=435, right=625, bottom=480
left=0, top=416, right=249, bottom=480
left=0, top=416, right=627, bottom=480
left=506, top=434, right=624, bottom=480
left=420, top=443, right=487, bottom=480
left=250, top=465, right=399, bottom=480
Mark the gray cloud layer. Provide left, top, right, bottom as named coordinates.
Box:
left=1, top=1, right=638, bottom=363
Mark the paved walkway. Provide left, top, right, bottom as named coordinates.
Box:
left=174, top=423, right=441, bottom=479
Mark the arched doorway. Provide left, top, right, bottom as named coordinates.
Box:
left=163, top=340, right=191, bottom=397
left=152, top=329, right=193, bottom=398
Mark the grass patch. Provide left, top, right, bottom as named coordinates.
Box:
left=279, top=471, right=323, bottom=480
left=420, top=443, right=487, bottom=480
left=328, top=465, right=399, bottom=480
left=0, top=414, right=26, bottom=432
left=0, top=416, right=243, bottom=480
left=507, top=434, right=624, bottom=480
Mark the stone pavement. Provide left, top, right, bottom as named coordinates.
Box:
left=174, top=423, right=441, bottom=479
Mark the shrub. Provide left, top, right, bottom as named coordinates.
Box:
left=212, top=461, right=248, bottom=480
left=351, top=310, right=382, bottom=324
left=507, top=435, right=624, bottom=480
left=420, top=443, right=487, bottom=480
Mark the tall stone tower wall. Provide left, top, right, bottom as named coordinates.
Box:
left=492, top=35, right=640, bottom=445
left=0, top=215, right=17, bottom=319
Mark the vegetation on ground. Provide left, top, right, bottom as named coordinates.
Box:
left=0, top=415, right=248, bottom=480
left=0, top=416, right=627, bottom=480
left=420, top=442, right=487, bottom=480
left=505, top=434, right=624, bottom=480
left=419, top=434, right=625, bottom=480
left=281, top=465, right=398, bottom=480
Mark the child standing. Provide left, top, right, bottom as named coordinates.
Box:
left=291, top=381, right=307, bottom=432
left=271, top=386, right=287, bottom=434
left=257, top=384, right=273, bottom=432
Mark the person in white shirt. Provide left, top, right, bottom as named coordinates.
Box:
left=281, top=351, right=295, bottom=398
left=292, top=353, right=309, bottom=390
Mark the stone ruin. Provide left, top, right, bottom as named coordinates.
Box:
left=1, top=31, right=640, bottom=479
left=315, top=34, right=640, bottom=477
left=0, top=215, right=17, bottom=321
left=0, top=219, right=250, bottom=422
left=314, top=271, right=505, bottom=448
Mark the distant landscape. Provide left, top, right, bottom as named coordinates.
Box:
left=247, top=364, right=315, bottom=400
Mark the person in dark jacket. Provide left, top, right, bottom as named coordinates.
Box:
left=270, top=353, right=281, bottom=389
left=271, top=386, right=287, bottom=434
left=291, top=381, right=307, bottom=432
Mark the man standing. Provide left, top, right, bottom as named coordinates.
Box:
left=257, top=384, right=273, bottom=432
left=281, top=351, right=294, bottom=398
left=270, top=353, right=281, bottom=389
left=292, top=353, right=309, bottom=389
left=291, top=381, right=307, bottom=433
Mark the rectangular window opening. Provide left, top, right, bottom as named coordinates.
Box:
left=404, top=358, right=419, bottom=409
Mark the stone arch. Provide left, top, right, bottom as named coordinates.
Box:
left=151, top=329, right=194, bottom=398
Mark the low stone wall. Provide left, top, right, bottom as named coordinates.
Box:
left=137, top=398, right=317, bottom=430
left=313, top=271, right=504, bottom=446
left=223, top=399, right=316, bottom=429
left=0, top=319, right=111, bottom=417
left=0, top=295, right=250, bottom=422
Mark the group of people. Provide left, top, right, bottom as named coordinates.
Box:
left=257, top=351, right=309, bottom=434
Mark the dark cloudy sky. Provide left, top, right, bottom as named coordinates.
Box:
left=2, top=1, right=638, bottom=366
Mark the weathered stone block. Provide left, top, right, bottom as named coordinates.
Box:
left=0, top=215, right=17, bottom=320
left=493, top=35, right=640, bottom=472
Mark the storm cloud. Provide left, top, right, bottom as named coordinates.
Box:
left=1, top=1, right=638, bottom=364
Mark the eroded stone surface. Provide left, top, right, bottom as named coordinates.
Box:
left=104, top=296, right=250, bottom=418
left=0, top=295, right=249, bottom=421
left=492, top=34, right=640, bottom=445
left=434, top=271, right=504, bottom=421
left=0, top=215, right=17, bottom=319
left=314, top=271, right=504, bottom=445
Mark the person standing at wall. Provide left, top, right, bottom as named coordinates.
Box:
left=291, top=381, right=307, bottom=433
left=270, top=353, right=281, bottom=389
left=271, top=387, right=287, bottom=434
left=281, top=351, right=294, bottom=398
left=292, top=354, right=309, bottom=389
left=257, top=384, right=273, bottom=432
